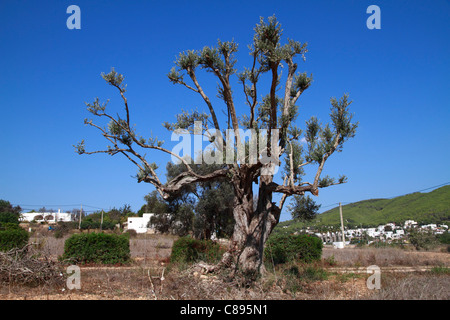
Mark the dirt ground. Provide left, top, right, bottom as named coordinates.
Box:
left=0, top=264, right=373, bottom=300
left=1, top=233, right=449, bottom=300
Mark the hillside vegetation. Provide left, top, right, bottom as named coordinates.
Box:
left=278, top=186, right=450, bottom=230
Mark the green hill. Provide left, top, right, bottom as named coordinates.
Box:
left=278, top=185, right=450, bottom=230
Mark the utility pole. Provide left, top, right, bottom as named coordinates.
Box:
left=78, top=203, right=82, bottom=230
left=100, top=209, right=104, bottom=232
left=339, top=202, right=346, bottom=247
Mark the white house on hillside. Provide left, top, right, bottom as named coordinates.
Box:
left=20, top=209, right=73, bottom=223
left=404, top=220, right=418, bottom=228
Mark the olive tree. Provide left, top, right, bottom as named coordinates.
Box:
left=75, top=16, right=357, bottom=278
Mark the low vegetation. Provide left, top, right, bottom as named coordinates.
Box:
left=0, top=229, right=448, bottom=300
left=265, top=234, right=323, bottom=265
left=0, top=223, right=29, bottom=252
left=61, top=233, right=131, bottom=265
left=170, top=236, right=226, bottom=265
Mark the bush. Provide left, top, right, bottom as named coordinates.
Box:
left=53, top=222, right=77, bottom=238
left=265, top=234, right=323, bottom=265
left=80, top=220, right=116, bottom=231
left=0, top=212, right=19, bottom=224
left=0, top=222, right=22, bottom=231
left=61, top=233, right=130, bottom=264
left=0, top=227, right=29, bottom=251
left=80, top=220, right=100, bottom=230
left=408, top=229, right=439, bottom=251
left=437, top=232, right=450, bottom=245
left=280, top=264, right=329, bottom=294
left=170, top=236, right=225, bottom=264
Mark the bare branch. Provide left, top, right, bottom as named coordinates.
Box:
left=312, top=133, right=340, bottom=189
left=187, top=67, right=221, bottom=133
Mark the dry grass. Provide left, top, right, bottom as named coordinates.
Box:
left=129, top=234, right=175, bottom=267
left=322, top=246, right=449, bottom=267
left=364, top=273, right=450, bottom=300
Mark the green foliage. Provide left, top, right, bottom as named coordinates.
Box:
left=101, top=67, right=126, bottom=92
left=288, top=195, right=321, bottom=221
left=79, top=220, right=116, bottom=231
left=0, top=200, right=21, bottom=225
left=282, top=140, right=305, bottom=183
left=0, top=222, right=21, bottom=231
left=194, top=177, right=235, bottom=239
left=0, top=200, right=21, bottom=215
left=142, top=190, right=169, bottom=215
left=79, top=205, right=132, bottom=231
left=279, top=264, right=328, bottom=295
left=408, top=229, right=439, bottom=251
left=437, top=232, right=450, bottom=244
left=170, top=236, right=225, bottom=264
left=430, top=266, right=450, bottom=275
left=298, top=265, right=329, bottom=282
left=0, top=226, right=29, bottom=251
left=61, top=233, right=130, bottom=264
left=0, top=212, right=20, bottom=224
left=143, top=161, right=235, bottom=238
left=265, top=234, right=323, bottom=265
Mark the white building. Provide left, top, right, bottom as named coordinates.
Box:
left=384, top=231, right=393, bottom=239
left=421, top=224, right=437, bottom=230
left=366, top=228, right=380, bottom=238
left=20, top=209, right=73, bottom=223
left=126, top=213, right=155, bottom=234
left=404, top=220, right=418, bottom=228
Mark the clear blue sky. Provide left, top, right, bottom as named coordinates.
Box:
left=1, top=0, right=449, bottom=221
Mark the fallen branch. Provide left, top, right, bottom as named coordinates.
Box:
left=0, top=244, right=65, bottom=287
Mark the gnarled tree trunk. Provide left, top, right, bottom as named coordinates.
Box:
left=220, top=166, right=280, bottom=278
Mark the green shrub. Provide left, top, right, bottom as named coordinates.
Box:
left=265, top=234, right=323, bottom=265
left=281, top=264, right=328, bottom=295
left=0, top=222, right=22, bottom=231
left=0, top=212, right=19, bottom=224
left=0, top=228, right=29, bottom=251
left=80, top=220, right=100, bottom=230
left=408, top=229, right=439, bottom=251
left=299, top=265, right=328, bottom=281
left=430, top=266, right=450, bottom=275
left=437, top=232, right=450, bottom=245
left=79, top=220, right=116, bottom=231
left=61, top=233, right=130, bottom=264
left=170, top=236, right=225, bottom=264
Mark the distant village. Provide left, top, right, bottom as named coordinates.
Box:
left=288, top=220, right=449, bottom=247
